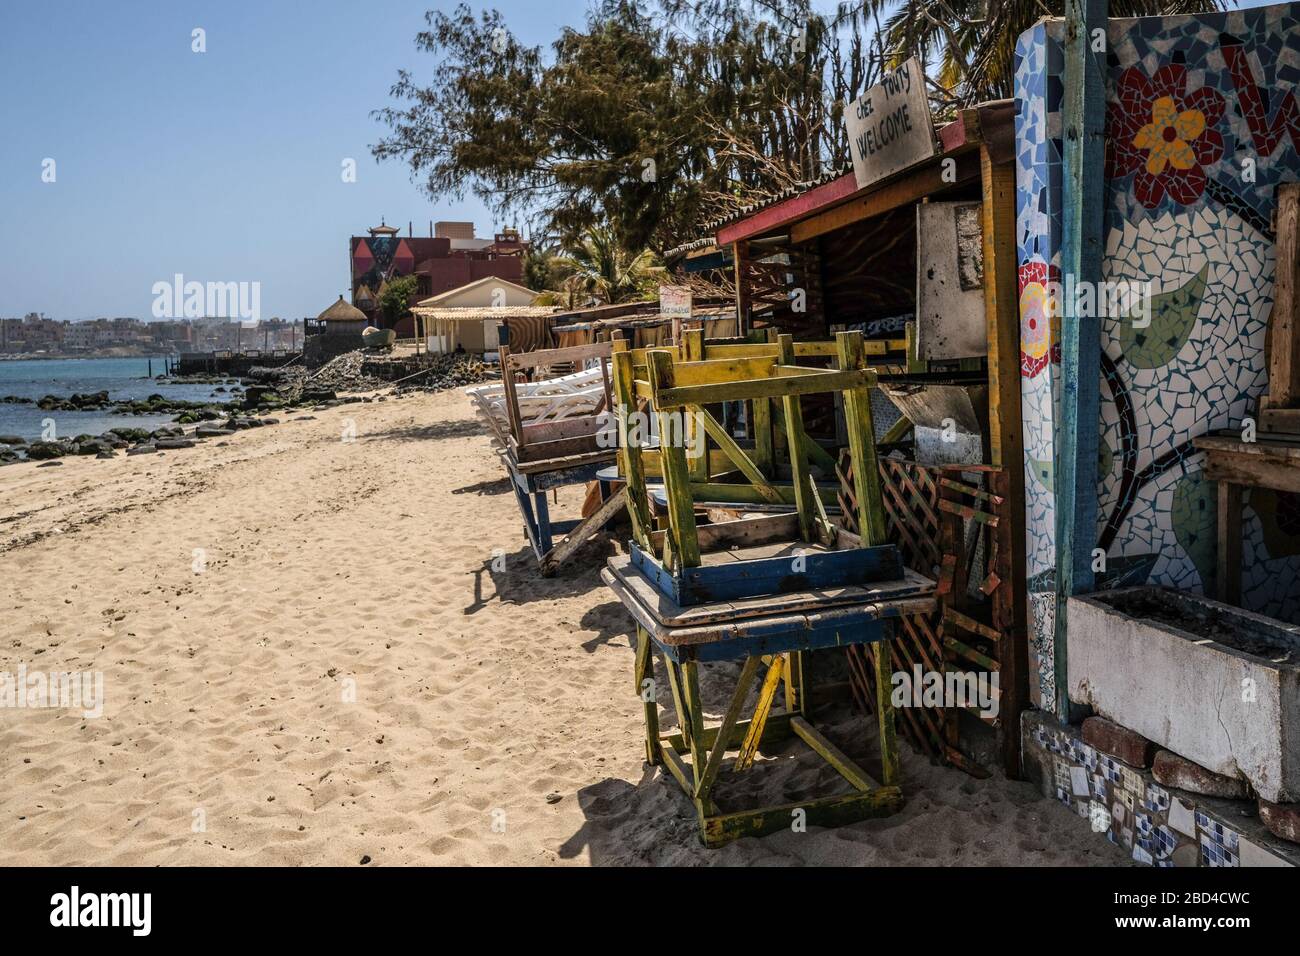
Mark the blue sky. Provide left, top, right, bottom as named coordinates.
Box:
left=0, top=1, right=594, bottom=321
left=1, top=1, right=1279, bottom=321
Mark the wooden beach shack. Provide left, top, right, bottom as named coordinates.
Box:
left=695, top=93, right=1030, bottom=779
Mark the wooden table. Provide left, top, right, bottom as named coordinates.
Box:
left=603, top=555, right=934, bottom=846
left=1195, top=433, right=1300, bottom=605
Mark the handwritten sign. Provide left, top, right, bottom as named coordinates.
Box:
left=659, top=285, right=693, bottom=341
left=844, top=57, right=936, bottom=190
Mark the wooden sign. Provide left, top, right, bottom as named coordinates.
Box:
left=659, top=284, right=693, bottom=342
left=844, top=57, right=936, bottom=190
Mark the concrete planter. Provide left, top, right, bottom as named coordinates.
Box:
left=1067, top=587, right=1300, bottom=802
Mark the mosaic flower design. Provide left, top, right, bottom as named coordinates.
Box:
left=1107, top=64, right=1225, bottom=209
left=1019, top=260, right=1060, bottom=377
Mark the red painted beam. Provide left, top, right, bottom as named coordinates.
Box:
left=716, top=173, right=859, bottom=246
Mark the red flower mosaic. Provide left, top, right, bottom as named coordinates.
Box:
left=1019, top=260, right=1059, bottom=379
left=1106, top=64, right=1225, bottom=209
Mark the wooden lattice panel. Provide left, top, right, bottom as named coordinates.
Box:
left=839, top=451, right=949, bottom=760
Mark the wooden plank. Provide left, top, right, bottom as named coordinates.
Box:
left=717, top=173, right=860, bottom=246
left=943, top=606, right=1002, bottom=643
left=789, top=716, right=877, bottom=791
left=789, top=152, right=982, bottom=244
left=497, top=344, right=525, bottom=444
left=646, top=349, right=700, bottom=569
left=695, top=656, right=763, bottom=798
left=1271, top=183, right=1300, bottom=408
left=507, top=341, right=611, bottom=370
left=1217, top=481, right=1243, bottom=605
left=691, top=404, right=784, bottom=504
left=874, top=638, right=900, bottom=785
left=520, top=415, right=603, bottom=445
left=649, top=512, right=798, bottom=554
left=1202, top=448, right=1300, bottom=495
left=700, top=787, right=903, bottom=847
left=680, top=661, right=708, bottom=790
left=635, top=626, right=661, bottom=764
left=778, top=335, right=815, bottom=542
left=1053, top=0, right=1109, bottom=723
left=682, top=329, right=709, bottom=483
left=735, top=655, right=784, bottom=771
left=944, top=635, right=1000, bottom=671
left=602, top=560, right=935, bottom=630
left=654, top=368, right=875, bottom=409
left=836, top=331, right=887, bottom=546
left=538, top=486, right=626, bottom=576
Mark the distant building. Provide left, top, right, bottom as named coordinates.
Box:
left=411, top=276, right=554, bottom=355
left=349, top=219, right=527, bottom=336
left=316, top=295, right=368, bottom=335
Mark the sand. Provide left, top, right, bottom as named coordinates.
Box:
left=0, top=388, right=1129, bottom=865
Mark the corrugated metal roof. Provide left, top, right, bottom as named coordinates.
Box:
left=411, top=306, right=561, bottom=321
left=703, top=165, right=853, bottom=234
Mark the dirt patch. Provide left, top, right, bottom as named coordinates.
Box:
left=1098, top=589, right=1298, bottom=663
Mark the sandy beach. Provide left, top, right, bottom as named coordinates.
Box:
left=0, top=388, right=1127, bottom=865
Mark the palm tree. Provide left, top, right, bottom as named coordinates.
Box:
left=533, top=226, right=665, bottom=307
left=865, top=0, right=1225, bottom=104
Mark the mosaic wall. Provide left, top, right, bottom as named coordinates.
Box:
left=1014, top=5, right=1300, bottom=710
left=1025, top=715, right=1293, bottom=867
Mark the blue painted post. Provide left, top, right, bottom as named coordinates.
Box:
left=1055, top=0, right=1108, bottom=722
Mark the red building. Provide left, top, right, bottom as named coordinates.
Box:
left=349, top=220, right=527, bottom=336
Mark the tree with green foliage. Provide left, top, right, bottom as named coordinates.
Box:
left=532, top=225, right=665, bottom=307
left=372, top=1, right=882, bottom=253
left=378, top=274, right=419, bottom=328
left=866, top=0, right=1223, bottom=104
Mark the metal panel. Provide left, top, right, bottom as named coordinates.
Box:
left=915, top=202, right=987, bottom=360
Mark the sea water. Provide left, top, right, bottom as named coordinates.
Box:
left=0, top=356, right=234, bottom=443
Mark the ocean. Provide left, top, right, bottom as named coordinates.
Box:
left=0, top=357, right=235, bottom=443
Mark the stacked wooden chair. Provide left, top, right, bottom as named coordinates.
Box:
left=472, top=342, right=624, bottom=576
left=602, top=330, right=935, bottom=846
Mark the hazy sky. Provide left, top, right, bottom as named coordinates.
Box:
left=0, top=1, right=594, bottom=321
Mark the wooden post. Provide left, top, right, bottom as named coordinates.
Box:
left=733, top=240, right=752, bottom=335
left=498, top=345, right=524, bottom=446
left=1217, top=481, right=1243, bottom=605
left=682, top=328, right=708, bottom=482
left=1053, top=0, right=1108, bottom=723
left=982, top=145, right=1031, bottom=776
left=612, top=340, right=653, bottom=551
left=1270, top=184, right=1300, bottom=409
left=777, top=334, right=815, bottom=542
left=646, top=349, right=701, bottom=569
left=835, top=331, right=886, bottom=546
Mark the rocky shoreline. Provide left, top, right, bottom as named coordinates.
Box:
left=0, top=351, right=496, bottom=465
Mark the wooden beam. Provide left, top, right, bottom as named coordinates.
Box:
left=1053, top=0, right=1109, bottom=723
left=1269, top=183, right=1300, bottom=408
left=790, top=152, right=982, bottom=244
left=717, top=174, right=860, bottom=246
left=1216, top=481, right=1242, bottom=605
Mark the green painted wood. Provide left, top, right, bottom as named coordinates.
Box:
left=1055, top=0, right=1108, bottom=723
left=682, top=329, right=710, bottom=483
left=635, top=626, right=661, bottom=765
left=690, top=404, right=784, bottom=504
left=695, top=655, right=763, bottom=799
left=612, top=343, right=653, bottom=551
left=646, top=349, right=701, bottom=570
left=753, top=396, right=774, bottom=477
left=700, top=787, right=904, bottom=847
left=874, top=635, right=900, bottom=786
left=836, top=331, right=887, bottom=546
left=777, top=334, right=816, bottom=542
left=681, top=660, right=708, bottom=790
